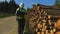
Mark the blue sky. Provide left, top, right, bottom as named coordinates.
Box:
left=0, top=0, right=56, bottom=8
left=15, top=0, right=56, bottom=8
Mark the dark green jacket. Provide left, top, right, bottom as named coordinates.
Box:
left=16, top=8, right=26, bottom=19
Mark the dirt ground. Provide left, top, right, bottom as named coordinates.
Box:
left=0, top=16, right=60, bottom=34
left=0, top=16, right=18, bottom=34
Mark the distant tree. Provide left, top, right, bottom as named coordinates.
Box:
left=0, top=0, right=19, bottom=14
left=9, top=0, right=19, bottom=14
left=0, top=2, right=4, bottom=12
left=0, top=0, right=9, bottom=13
left=4, top=0, right=9, bottom=13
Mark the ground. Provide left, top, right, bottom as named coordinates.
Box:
left=0, top=16, right=18, bottom=34
left=0, top=16, right=60, bottom=34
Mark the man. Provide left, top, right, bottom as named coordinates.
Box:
left=16, top=3, right=26, bottom=34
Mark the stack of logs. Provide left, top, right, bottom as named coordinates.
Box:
left=27, top=4, right=56, bottom=34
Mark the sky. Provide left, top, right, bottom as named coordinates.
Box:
left=0, top=0, right=56, bottom=8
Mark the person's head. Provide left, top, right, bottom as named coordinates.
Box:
left=19, top=3, right=24, bottom=8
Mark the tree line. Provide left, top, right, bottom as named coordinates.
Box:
left=0, top=0, right=19, bottom=14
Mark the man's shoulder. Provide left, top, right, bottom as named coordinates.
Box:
left=16, top=8, right=20, bottom=14
left=16, top=8, right=20, bottom=11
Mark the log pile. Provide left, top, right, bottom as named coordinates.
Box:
left=26, top=4, right=57, bottom=34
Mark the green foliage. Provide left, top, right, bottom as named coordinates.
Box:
left=0, top=0, right=19, bottom=14
left=9, top=0, right=19, bottom=14
left=24, top=15, right=33, bottom=34
left=55, top=0, right=60, bottom=6
left=0, top=0, right=19, bottom=18
left=0, top=12, right=14, bottom=18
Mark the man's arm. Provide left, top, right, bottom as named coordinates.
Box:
left=15, top=8, right=19, bottom=16
left=15, top=8, right=19, bottom=21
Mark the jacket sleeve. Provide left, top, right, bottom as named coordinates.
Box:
left=15, top=8, right=19, bottom=21
left=15, top=8, right=19, bottom=16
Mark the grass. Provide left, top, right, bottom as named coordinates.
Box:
left=24, top=15, right=33, bottom=34
left=0, top=12, right=15, bottom=19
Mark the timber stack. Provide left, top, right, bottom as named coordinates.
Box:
left=26, top=4, right=57, bottom=34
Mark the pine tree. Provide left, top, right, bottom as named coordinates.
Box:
left=9, top=0, right=19, bottom=14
